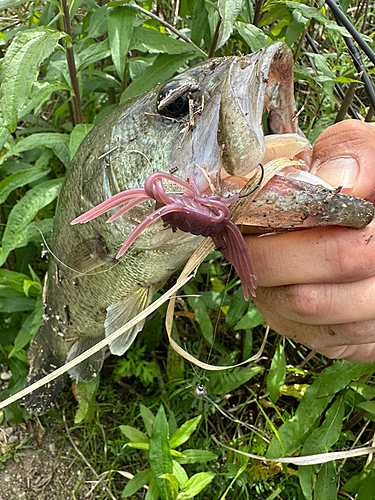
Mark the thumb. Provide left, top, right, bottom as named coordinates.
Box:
left=310, top=120, right=375, bottom=200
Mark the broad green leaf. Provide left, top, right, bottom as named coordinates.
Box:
left=125, top=442, right=150, bottom=451
left=1, top=133, right=70, bottom=164
left=69, top=0, right=84, bottom=18
left=285, top=1, right=348, bottom=34
left=119, top=425, right=149, bottom=443
left=175, top=449, right=218, bottom=464
left=168, top=411, right=178, bottom=437
left=209, top=365, right=263, bottom=394
left=73, top=376, right=100, bottom=424
left=0, top=269, right=39, bottom=295
left=314, top=461, right=337, bottom=500
left=0, top=168, right=49, bottom=204
left=167, top=340, right=185, bottom=382
left=176, top=472, right=214, bottom=500
left=0, top=178, right=63, bottom=266
left=190, top=0, right=209, bottom=46
left=285, top=10, right=307, bottom=47
left=304, top=53, right=336, bottom=79
left=77, top=39, right=111, bottom=71
left=358, top=401, right=375, bottom=416
left=145, top=477, right=159, bottom=500
left=349, top=381, right=375, bottom=401
left=9, top=294, right=43, bottom=356
left=0, top=123, right=11, bottom=151
left=172, top=461, right=189, bottom=488
left=183, top=283, right=213, bottom=344
left=85, top=5, right=108, bottom=39
left=217, top=0, right=243, bottom=49
left=267, top=342, right=286, bottom=404
left=299, top=398, right=344, bottom=499
left=108, top=6, right=136, bottom=79
left=267, top=361, right=375, bottom=458
left=338, top=0, right=351, bottom=13
left=225, top=287, right=248, bottom=327
left=0, top=27, right=63, bottom=132
left=0, top=161, right=34, bottom=176
left=122, top=468, right=153, bottom=498
left=0, top=286, right=35, bottom=312
left=140, top=404, right=155, bottom=437
left=233, top=305, right=264, bottom=330
left=149, top=406, right=173, bottom=500
left=159, top=474, right=179, bottom=499
left=235, top=22, right=267, bottom=52
left=130, top=27, right=199, bottom=55
left=201, top=291, right=229, bottom=310
left=82, top=70, right=121, bottom=97
left=357, top=470, right=375, bottom=500
left=69, top=124, right=95, bottom=160
left=18, top=81, right=71, bottom=120
left=0, top=0, right=29, bottom=11
left=169, top=415, right=201, bottom=448
left=259, top=3, right=290, bottom=27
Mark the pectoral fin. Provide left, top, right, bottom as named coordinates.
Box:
left=68, top=237, right=114, bottom=275
left=105, top=286, right=154, bottom=356
left=66, top=332, right=106, bottom=382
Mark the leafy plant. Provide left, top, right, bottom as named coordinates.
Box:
left=121, top=405, right=216, bottom=499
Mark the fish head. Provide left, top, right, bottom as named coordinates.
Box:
left=109, top=42, right=301, bottom=193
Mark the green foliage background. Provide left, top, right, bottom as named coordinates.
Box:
left=0, top=0, right=374, bottom=498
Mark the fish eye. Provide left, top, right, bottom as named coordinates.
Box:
left=157, top=82, right=193, bottom=118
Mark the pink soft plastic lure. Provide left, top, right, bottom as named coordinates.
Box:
left=71, top=172, right=256, bottom=299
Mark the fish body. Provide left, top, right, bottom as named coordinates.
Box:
left=26, top=42, right=374, bottom=415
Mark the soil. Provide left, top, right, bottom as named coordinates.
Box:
left=0, top=420, right=110, bottom=500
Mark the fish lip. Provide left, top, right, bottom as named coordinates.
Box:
left=218, top=42, right=298, bottom=179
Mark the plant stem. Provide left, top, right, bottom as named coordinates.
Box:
left=208, top=18, right=221, bottom=58
left=365, top=104, right=374, bottom=122
left=334, top=81, right=358, bottom=123
left=253, top=0, right=264, bottom=27
left=61, top=0, right=83, bottom=125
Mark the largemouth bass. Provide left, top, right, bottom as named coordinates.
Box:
left=25, top=42, right=374, bottom=415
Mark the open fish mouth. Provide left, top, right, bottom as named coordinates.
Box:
left=210, top=42, right=374, bottom=231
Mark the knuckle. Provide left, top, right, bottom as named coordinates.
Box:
left=329, top=232, right=375, bottom=280
left=285, top=285, right=333, bottom=322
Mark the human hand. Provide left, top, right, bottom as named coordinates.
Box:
left=245, top=120, right=375, bottom=363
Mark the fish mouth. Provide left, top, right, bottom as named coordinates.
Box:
left=216, top=42, right=374, bottom=232
left=219, top=42, right=300, bottom=178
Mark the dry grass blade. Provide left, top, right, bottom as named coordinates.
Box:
left=213, top=436, right=375, bottom=466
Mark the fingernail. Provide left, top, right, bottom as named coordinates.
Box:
left=313, top=156, right=359, bottom=188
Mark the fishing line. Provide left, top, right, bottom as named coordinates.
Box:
left=36, top=227, right=121, bottom=278
left=238, top=163, right=264, bottom=198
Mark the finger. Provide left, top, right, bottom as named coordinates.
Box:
left=253, top=297, right=375, bottom=362
left=245, top=221, right=375, bottom=287
left=320, top=343, right=375, bottom=363
left=310, top=120, right=375, bottom=199
left=254, top=274, right=375, bottom=326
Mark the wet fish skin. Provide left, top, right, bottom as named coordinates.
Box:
left=25, top=42, right=373, bottom=415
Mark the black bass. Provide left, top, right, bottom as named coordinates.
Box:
left=25, top=42, right=374, bottom=415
